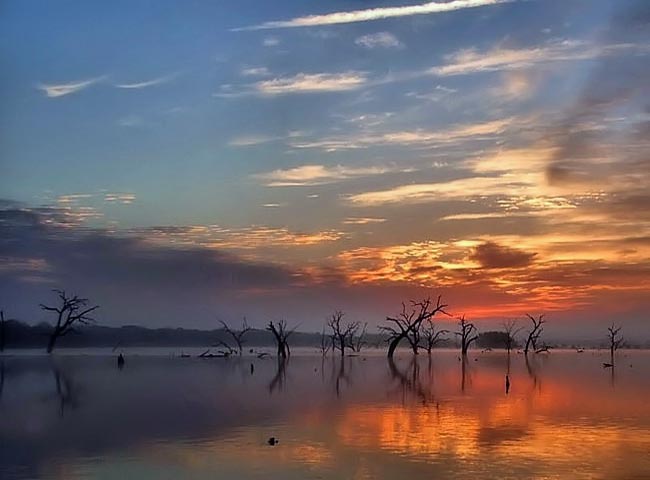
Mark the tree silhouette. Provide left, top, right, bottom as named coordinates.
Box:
left=420, top=319, right=448, bottom=355
left=350, top=322, right=368, bottom=353
left=607, top=323, right=624, bottom=366
left=40, top=290, right=99, bottom=353
left=267, top=320, right=295, bottom=359
left=319, top=326, right=331, bottom=357
left=523, top=314, right=546, bottom=355
left=502, top=320, right=522, bottom=354
left=327, top=311, right=359, bottom=357
left=381, top=296, right=448, bottom=358
left=216, top=318, right=251, bottom=355
left=456, top=315, right=478, bottom=356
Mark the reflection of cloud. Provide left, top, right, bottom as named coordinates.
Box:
left=37, top=77, right=104, bottom=98
left=236, top=0, right=510, bottom=30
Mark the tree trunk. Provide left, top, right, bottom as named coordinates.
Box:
left=387, top=333, right=406, bottom=358
left=47, top=331, right=58, bottom=354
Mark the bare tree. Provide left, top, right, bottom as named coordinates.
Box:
left=420, top=320, right=448, bottom=355
left=40, top=290, right=99, bottom=353
left=319, top=326, right=331, bottom=357
left=502, top=320, right=522, bottom=355
left=267, top=320, right=295, bottom=359
left=380, top=296, right=448, bottom=358
left=0, top=310, right=7, bottom=353
left=607, top=323, right=624, bottom=366
left=456, top=316, right=478, bottom=356
left=216, top=318, right=251, bottom=355
left=523, top=314, right=546, bottom=355
left=327, top=311, right=359, bottom=357
left=350, top=322, right=368, bottom=353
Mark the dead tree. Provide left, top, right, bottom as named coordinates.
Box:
left=456, top=316, right=478, bottom=356
left=420, top=320, right=448, bottom=355
left=350, top=322, right=368, bottom=353
left=380, top=296, right=448, bottom=358
left=502, top=320, right=522, bottom=355
left=607, top=324, right=624, bottom=366
left=267, top=320, right=295, bottom=359
left=40, top=290, right=99, bottom=353
left=319, top=326, right=331, bottom=357
left=0, top=310, right=7, bottom=352
left=327, top=311, right=359, bottom=357
left=216, top=318, right=251, bottom=355
left=523, top=314, right=545, bottom=355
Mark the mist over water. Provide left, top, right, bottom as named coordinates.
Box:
left=2, top=349, right=649, bottom=479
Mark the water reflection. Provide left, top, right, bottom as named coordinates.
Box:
left=0, top=351, right=649, bottom=479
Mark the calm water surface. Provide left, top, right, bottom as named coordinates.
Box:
left=1, top=349, right=649, bottom=479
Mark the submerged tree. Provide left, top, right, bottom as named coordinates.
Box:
left=420, top=320, right=448, bottom=355
left=456, top=316, right=478, bottom=356
left=502, top=320, right=522, bottom=355
left=216, top=318, right=251, bottom=355
left=523, top=314, right=546, bottom=355
left=350, top=322, right=368, bottom=353
left=381, top=296, right=448, bottom=358
left=40, top=290, right=99, bottom=353
left=327, top=311, right=359, bottom=357
left=267, top=320, right=295, bottom=359
left=0, top=310, right=7, bottom=352
left=607, top=323, right=624, bottom=366
left=319, top=326, right=331, bottom=357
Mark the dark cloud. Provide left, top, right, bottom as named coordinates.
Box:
left=470, top=242, right=536, bottom=269
left=0, top=205, right=313, bottom=326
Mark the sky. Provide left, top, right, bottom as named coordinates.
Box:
left=1, top=0, right=649, bottom=338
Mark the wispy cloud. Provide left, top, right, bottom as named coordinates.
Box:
left=290, top=117, right=515, bottom=151
left=343, top=217, right=387, bottom=225
left=430, top=40, right=645, bottom=76
left=256, top=72, right=367, bottom=95
left=37, top=76, right=104, bottom=98
left=234, top=0, right=511, bottom=30
left=262, top=36, right=280, bottom=46
left=355, top=32, right=403, bottom=49
left=241, top=67, right=271, bottom=77
left=255, top=164, right=412, bottom=187
left=114, top=72, right=178, bottom=89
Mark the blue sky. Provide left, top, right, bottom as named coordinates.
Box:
left=1, top=0, right=649, bottom=337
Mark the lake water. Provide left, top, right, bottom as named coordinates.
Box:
left=1, top=349, right=649, bottom=479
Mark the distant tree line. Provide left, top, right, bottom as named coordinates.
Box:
left=0, top=289, right=627, bottom=364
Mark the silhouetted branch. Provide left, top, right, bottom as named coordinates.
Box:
left=381, top=295, right=448, bottom=358
left=40, top=290, right=99, bottom=353
left=455, top=315, right=478, bottom=356
left=327, top=311, right=359, bottom=357
left=524, top=314, right=545, bottom=356
left=217, top=318, right=251, bottom=355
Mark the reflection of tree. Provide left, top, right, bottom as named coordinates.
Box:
left=333, top=358, right=352, bottom=398
left=388, top=357, right=434, bottom=404
left=268, top=358, right=287, bottom=394
left=52, top=366, right=78, bottom=417
left=525, top=353, right=542, bottom=394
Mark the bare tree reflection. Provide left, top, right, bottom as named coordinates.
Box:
left=387, top=357, right=433, bottom=404
left=525, top=353, right=542, bottom=394
left=52, top=365, right=78, bottom=417
left=268, top=358, right=287, bottom=394
left=333, top=357, right=352, bottom=398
